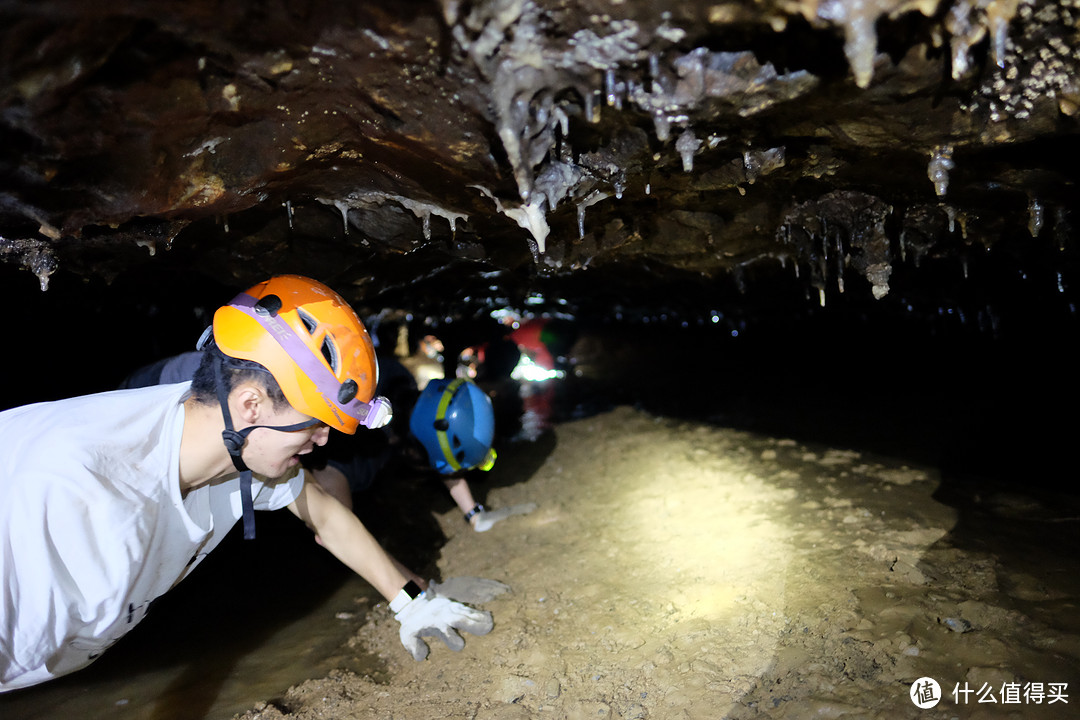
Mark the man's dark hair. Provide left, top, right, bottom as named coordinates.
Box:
left=190, top=348, right=289, bottom=409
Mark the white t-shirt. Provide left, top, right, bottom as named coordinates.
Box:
left=0, top=382, right=304, bottom=691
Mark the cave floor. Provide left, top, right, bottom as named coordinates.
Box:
left=2, top=388, right=1078, bottom=720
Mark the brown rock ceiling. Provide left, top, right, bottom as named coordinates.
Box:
left=1, top=0, right=1078, bottom=326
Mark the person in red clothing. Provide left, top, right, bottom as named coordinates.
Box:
left=510, top=317, right=557, bottom=373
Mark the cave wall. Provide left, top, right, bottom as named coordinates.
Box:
left=0, top=1, right=1077, bottom=479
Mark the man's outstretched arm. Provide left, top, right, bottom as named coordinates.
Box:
left=286, top=475, right=494, bottom=661
left=286, top=476, right=409, bottom=600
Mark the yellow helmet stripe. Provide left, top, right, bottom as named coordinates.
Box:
left=435, top=378, right=467, bottom=471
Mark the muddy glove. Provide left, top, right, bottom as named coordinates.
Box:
left=391, top=584, right=494, bottom=661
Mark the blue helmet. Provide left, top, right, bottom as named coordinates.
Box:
left=410, top=377, right=497, bottom=474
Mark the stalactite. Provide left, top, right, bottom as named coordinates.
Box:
left=816, top=0, right=881, bottom=88
left=1028, top=196, right=1044, bottom=237
left=319, top=193, right=467, bottom=243
left=604, top=68, right=618, bottom=108
left=928, top=145, right=954, bottom=197
left=576, top=190, right=610, bottom=240
left=676, top=129, right=701, bottom=172
left=986, top=0, right=1020, bottom=69
left=652, top=112, right=671, bottom=142
left=472, top=185, right=549, bottom=254
left=0, top=237, right=57, bottom=291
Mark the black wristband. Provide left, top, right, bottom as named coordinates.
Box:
left=402, top=579, right=423, bottom=600
left=390, top=579, right=425, bottom=613
left=464, top=504, right=485, bottom=523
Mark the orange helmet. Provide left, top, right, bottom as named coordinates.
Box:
left=209, top=275, right=390, bottom=434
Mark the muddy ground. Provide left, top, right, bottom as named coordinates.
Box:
left=233, top=402, right=1080, bottom=720
left=1, top=322, right=1076, bottom=720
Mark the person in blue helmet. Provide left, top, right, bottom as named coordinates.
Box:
left=407, top=376, right=535, bottom=532
left=311, top=349, right=536, bottom=534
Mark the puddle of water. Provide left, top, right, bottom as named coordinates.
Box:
left=0, top=513, right=384, bottom=720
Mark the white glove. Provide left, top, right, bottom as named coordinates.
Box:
left=393, top=590, right=494, bottom=661
left=473, top=502, right=538, bottom=532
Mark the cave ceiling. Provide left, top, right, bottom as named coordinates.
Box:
left=1, top=0, right=1079, bottom=328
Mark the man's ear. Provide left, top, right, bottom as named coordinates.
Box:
left=230, top=382, right=267, bottom=425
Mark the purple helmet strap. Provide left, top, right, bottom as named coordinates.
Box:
left=227, top=293, right=379, bottom=429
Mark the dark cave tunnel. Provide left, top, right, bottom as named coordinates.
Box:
left=2, top=222, right=1075, bottom=498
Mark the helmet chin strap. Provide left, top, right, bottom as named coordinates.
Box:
left=212, top=354, right=320, bottom=539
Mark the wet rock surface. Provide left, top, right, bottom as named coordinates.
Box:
left=1, top=0, right=1078, bottom=323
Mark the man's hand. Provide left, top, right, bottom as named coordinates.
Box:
left=394, top=591, right=494, bottom=661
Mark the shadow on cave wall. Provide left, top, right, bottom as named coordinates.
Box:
left=0, top=264, right=234, bottom=410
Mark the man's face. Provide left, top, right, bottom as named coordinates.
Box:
left=242, top=403, right=330, bottom=478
